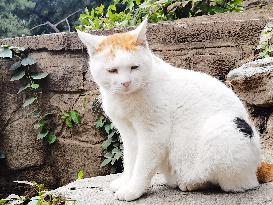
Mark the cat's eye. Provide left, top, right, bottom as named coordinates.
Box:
left=107, top=68, right=118, bottom=74
left=131, top=65, right=139, bottom=71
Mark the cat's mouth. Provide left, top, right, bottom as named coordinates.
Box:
left=114, top=86, right=140, bottom=95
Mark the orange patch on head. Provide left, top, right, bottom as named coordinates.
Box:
left=96, top=33, right=142, bottom=55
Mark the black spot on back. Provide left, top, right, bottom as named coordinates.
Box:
left=234, top=117, right=253, bottom=138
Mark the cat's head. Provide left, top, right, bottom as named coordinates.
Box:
left=77, top=19, right=152, bottom=95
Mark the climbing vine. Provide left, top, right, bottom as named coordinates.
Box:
left=92, top=98, right=123, bottom=173
left=61, top=111, right=81, bottom=128
left=0, top=46, right=82, bottom=146
left=0, top=45, right=58, bottom=144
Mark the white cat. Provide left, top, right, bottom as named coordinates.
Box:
left=78, top=19, right=262, bottom=201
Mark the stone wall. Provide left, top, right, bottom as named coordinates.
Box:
left=1, top=10, right=273, bottom=195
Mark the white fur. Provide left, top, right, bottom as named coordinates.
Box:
left=78, top=20, right=261, bottom=201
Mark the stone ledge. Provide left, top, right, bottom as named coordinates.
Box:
left=51, top=174, right=273, bottom=205
left=0, top=10, right=273, bottom=51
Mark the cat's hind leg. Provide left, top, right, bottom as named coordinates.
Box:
left=197, top=112, right=260, bottom=192
left=217, top=171, right=259, bottom=192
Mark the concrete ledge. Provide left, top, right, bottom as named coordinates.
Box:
left=52, top=174, right=273, bottom=205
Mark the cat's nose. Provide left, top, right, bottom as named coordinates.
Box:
left=121, top=81, right=131, bottom=88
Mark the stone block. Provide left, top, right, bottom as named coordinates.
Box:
left=51, top=139, right=108, bottom=185
left=1, top=114, right=45, bottom=170
left=227, top=58, right=273, bottom=106
left=0, top=60, right=23, bottom=127
left=30, top=52, right=89, bottom=92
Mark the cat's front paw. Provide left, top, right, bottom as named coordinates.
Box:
left=115, top=184, right=145, bottom=201
left=110, top=176, right=128, bottom=192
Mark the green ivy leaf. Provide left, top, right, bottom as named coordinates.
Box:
left=101, top=158, right=112, bottom=167
left=31, top=83, right=40, bottom=89
left=104, top=152, right=113, bottom=159
left=10, top=61, right=22, bottom=70
left=112, top=147, right=120, bottom=154
left=77, top=170, right=85, bottom=180
left=95, top=4, right=105, bottom=15
left=37, top=130, right=49, bottom=139
left=114, top=151, right=122, bottom=160
left=95, top=116, right=105, bottom=128
left=65, top=118, right=73, bottom=128
left=61, top=112, right=70, bottom=120
left=17, top=83, right=30, bottom=94
left=46, top=134, right=57, bottom=144
left=0, top=199, right=8, bottom=205
left=0, top=47, right=12, bottom=58
left=108, top=4, right=116, bottom=11
left=21, top=57, right=35, bottom=66
left=70, top=111, right=81, bottom=124
left=22, top=97, right=37, bottom=108
left=31, top=72, right=48, bottom=80
left=107, top=132, right=115, bottom=139
left=104, top=124, right=111, bottom=134
left=10, top=70, right=25, bottom=81
left=39, top=120, right=45, bottom=129
left=110, top=158, right=116, bottom=165
left=101, top=138, right=112, bottom=150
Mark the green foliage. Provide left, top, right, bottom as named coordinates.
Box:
left=34, top=113, right=57, bottom=144
left=0, top=46, right=48, bottom=108
left=0, top=45, right=57, bottom=145
left=77, top=0, right=244, bottom=31
left=0, top=181, right=74, bottom=205
left=257, top=22, right=273, bottom=59
left=61, top=111, right=81, bottom=128
left=92, top=98, right=123, bottom=173
left=77, top=170, right=85, bottom=180
left=0, top=0, right=113, bottom=38
left=0, top=0, right=35, bottom=38
left=1, top=45, right=84, bottom=147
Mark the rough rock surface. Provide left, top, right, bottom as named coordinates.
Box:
left=227, top=57, right=273, bottom=106
left=51, top=174, right=273, bottom=205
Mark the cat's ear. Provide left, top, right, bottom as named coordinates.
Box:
left=130, top=17, right=148, bottom=46
left=77, top=30, right=105, bottom=56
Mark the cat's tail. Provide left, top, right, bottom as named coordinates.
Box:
left=257, top=162, right=273, bottom=183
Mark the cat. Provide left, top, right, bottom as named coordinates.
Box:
left=78, top=19, right=273, bottom=201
